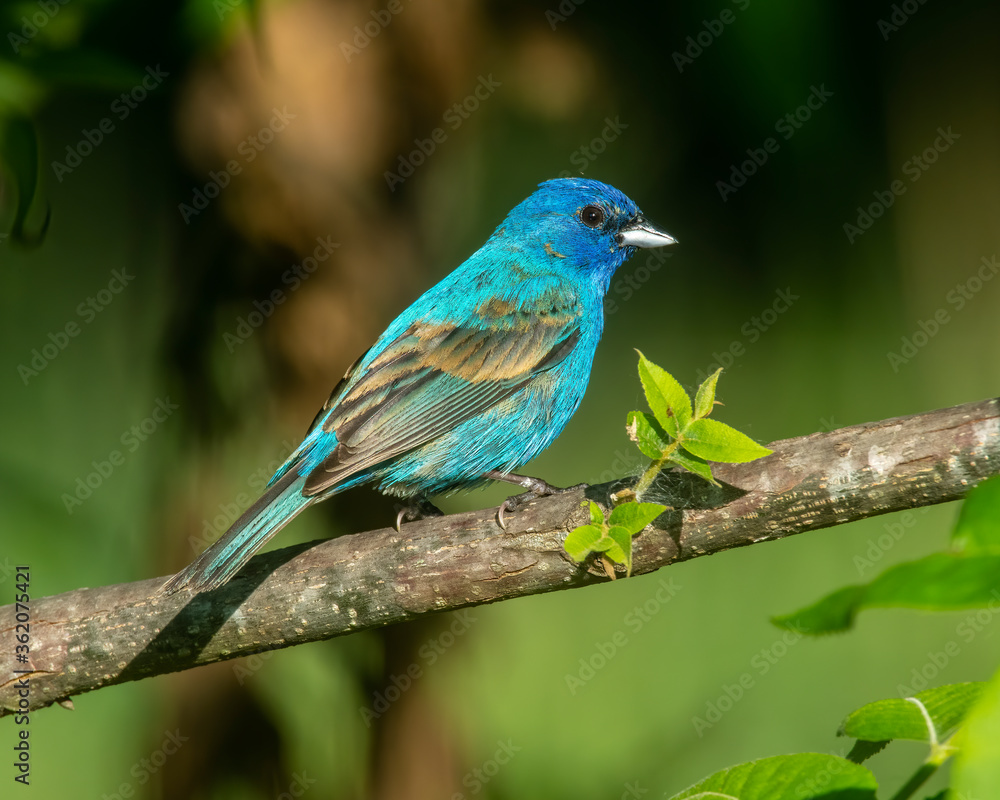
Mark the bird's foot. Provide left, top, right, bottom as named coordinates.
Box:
left=486, top=471, right=586, bottom=531
left=394, top=497, right=444, bottom=532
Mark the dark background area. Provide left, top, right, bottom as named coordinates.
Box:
left=1, top=0, right=998, bottom=797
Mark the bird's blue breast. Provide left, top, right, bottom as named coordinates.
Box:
left=369, top=315, right=602, bottom=496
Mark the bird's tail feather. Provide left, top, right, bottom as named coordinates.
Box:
left=161, top=468, right=311, bottom=594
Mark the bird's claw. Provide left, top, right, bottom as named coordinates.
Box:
left=394, top=498, right=444, bottom=533
left=496, top=491, right=534, bottom=531
left=495, top=481, right=587, bottom=532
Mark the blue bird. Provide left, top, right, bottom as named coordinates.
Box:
left=163, top=178, right=675, bottom=593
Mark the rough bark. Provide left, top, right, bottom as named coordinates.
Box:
left=2, top=397, right=998, bottom=717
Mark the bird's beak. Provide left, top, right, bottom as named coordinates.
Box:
left=616, top=214, right=677, bottom=249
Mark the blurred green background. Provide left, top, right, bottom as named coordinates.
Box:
left=1, top=0, right=999, bottom=797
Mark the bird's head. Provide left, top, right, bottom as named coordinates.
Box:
left=493, top=177, right=676, bottom=293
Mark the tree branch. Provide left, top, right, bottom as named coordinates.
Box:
left=3, top=398, right=999, bottom=717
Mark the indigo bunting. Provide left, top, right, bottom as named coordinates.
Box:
left=164, top=178, right=675, bottom=593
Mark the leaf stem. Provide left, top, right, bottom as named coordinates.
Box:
left=886, top=762, right=938, bottom=800
left=887, top=732, right=957, bottom=800
left=634, top=441, right=679, bottom=499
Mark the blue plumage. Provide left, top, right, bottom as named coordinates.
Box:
left=163, top=178, right=675, bottom=593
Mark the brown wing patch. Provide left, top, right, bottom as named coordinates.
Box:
left=302, top=276, right=583, bottom=496
left=475, top=297, right=519, bottom=317
left=426, top=294, right=580, bottom=381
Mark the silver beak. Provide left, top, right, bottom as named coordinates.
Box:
left=616, top=214, right=677, bottom=249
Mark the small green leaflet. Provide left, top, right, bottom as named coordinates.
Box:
left=840, top=683, right=984, bottom=743
left=563, top=524, right=605, bottom=562
left=694, top=367, right=722, bottom=419
left=607, top=526, right=632, bottom=569
left=682, top=418, right=773, bottom=463
left=637, top=350, right=691, bottom=437
left=563, top=501, right=665, bottom=577
left=667, top=753, right=877, bottom=800
left=626, top=410, right=670, bottom=460
left=668, top=447, right=717, bottom=484
left=608, top=501, right=666, bottom=533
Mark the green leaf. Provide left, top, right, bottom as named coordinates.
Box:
left=590, top=535, right=619, bottom=554
left=845, top=739, right=889, bottom=764
left=626, top=410, right=671, bottom=460
left=774, top=554, right=1000, bottom=635
left=609, top=501, right=666, bottom=534
left=953, top=665, right=1000, bottom=798
left=681, top=418, right=773, bottom=463
left=952, top=475, right=1000, bottom=553
left=637, top=350, right=691, bottom=437
left=667, top=753, right=877, bottom=800
left=863, top=553, right=1000, bottom=607
left=840, top=683, right=985, bottom=743
left=606, top=526, right=633, bottom=574
left=668, top=448, right=717, bottom=484
left=694, top=368, right=722, bottom=419
left=773, top=585, right=868, bottom=634
left=587, top=501, right=605, bottom=527
left=563, top=525, right=604, bottom=562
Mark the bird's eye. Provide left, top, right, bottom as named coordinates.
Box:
left=580, top=205, right=605, bottom=229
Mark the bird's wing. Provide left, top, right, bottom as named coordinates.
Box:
left=301, top=275, right=582, bottom=496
